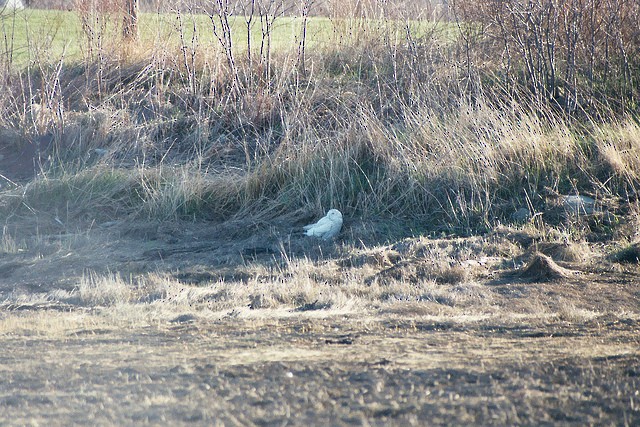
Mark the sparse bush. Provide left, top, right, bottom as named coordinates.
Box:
left=452, top=0, right=640, bottom=113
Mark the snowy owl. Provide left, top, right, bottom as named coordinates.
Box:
left=303, top=209, right=343, bottom=240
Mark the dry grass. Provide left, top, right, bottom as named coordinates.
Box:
left=595, top=119, right=640, bottom=186
left=1, top=6, right=639, bottom=425
left=1, top=226, right=25, bottom=254
left=1, top=6, right=638, bottom=324
left=0, top=6, right=638, bottom=234
left=1, top=221, right=632, bottom=332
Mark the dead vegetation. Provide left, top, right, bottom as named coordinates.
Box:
left=0, top=2, right=640, bottom=425
left=1, top=2, right=640, bottom=232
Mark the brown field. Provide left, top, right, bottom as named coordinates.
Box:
left=1, top=213, right=639, bottom=425
left=2, top=2, right=640, bottom=425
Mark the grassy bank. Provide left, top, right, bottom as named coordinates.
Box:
left=0, top=4, right=639, bottom=236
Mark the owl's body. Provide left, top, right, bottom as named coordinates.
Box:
left=303, top=209, right=343, bottom=240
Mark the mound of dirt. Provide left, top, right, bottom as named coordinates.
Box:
left=517, top=252, right=575, bottom=282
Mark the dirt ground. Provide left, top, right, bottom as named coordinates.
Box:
left=0, top=212, right=639, bottom=425
left=0, top=314, right=638, bottom=426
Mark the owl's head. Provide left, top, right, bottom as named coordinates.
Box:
left=327, top=209, right=343, bottom=221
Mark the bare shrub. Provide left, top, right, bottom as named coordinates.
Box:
left=74, top=0, right=120, bottom=56
left=454, top=0, right=640, bottom=113
left=122, top=0, right=138, bottom=40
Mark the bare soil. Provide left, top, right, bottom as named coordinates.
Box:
left=1, top=314, right=639, bottom=426
left=0, top=215, right=639, bottom=426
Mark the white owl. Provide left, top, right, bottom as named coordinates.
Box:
left=303, top=209, right=343, bottom=240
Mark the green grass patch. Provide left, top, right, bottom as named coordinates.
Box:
left=0, top=8, right=444, bottom=68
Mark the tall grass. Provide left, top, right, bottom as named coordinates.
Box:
left=0, top=2, right=639, bottom=233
